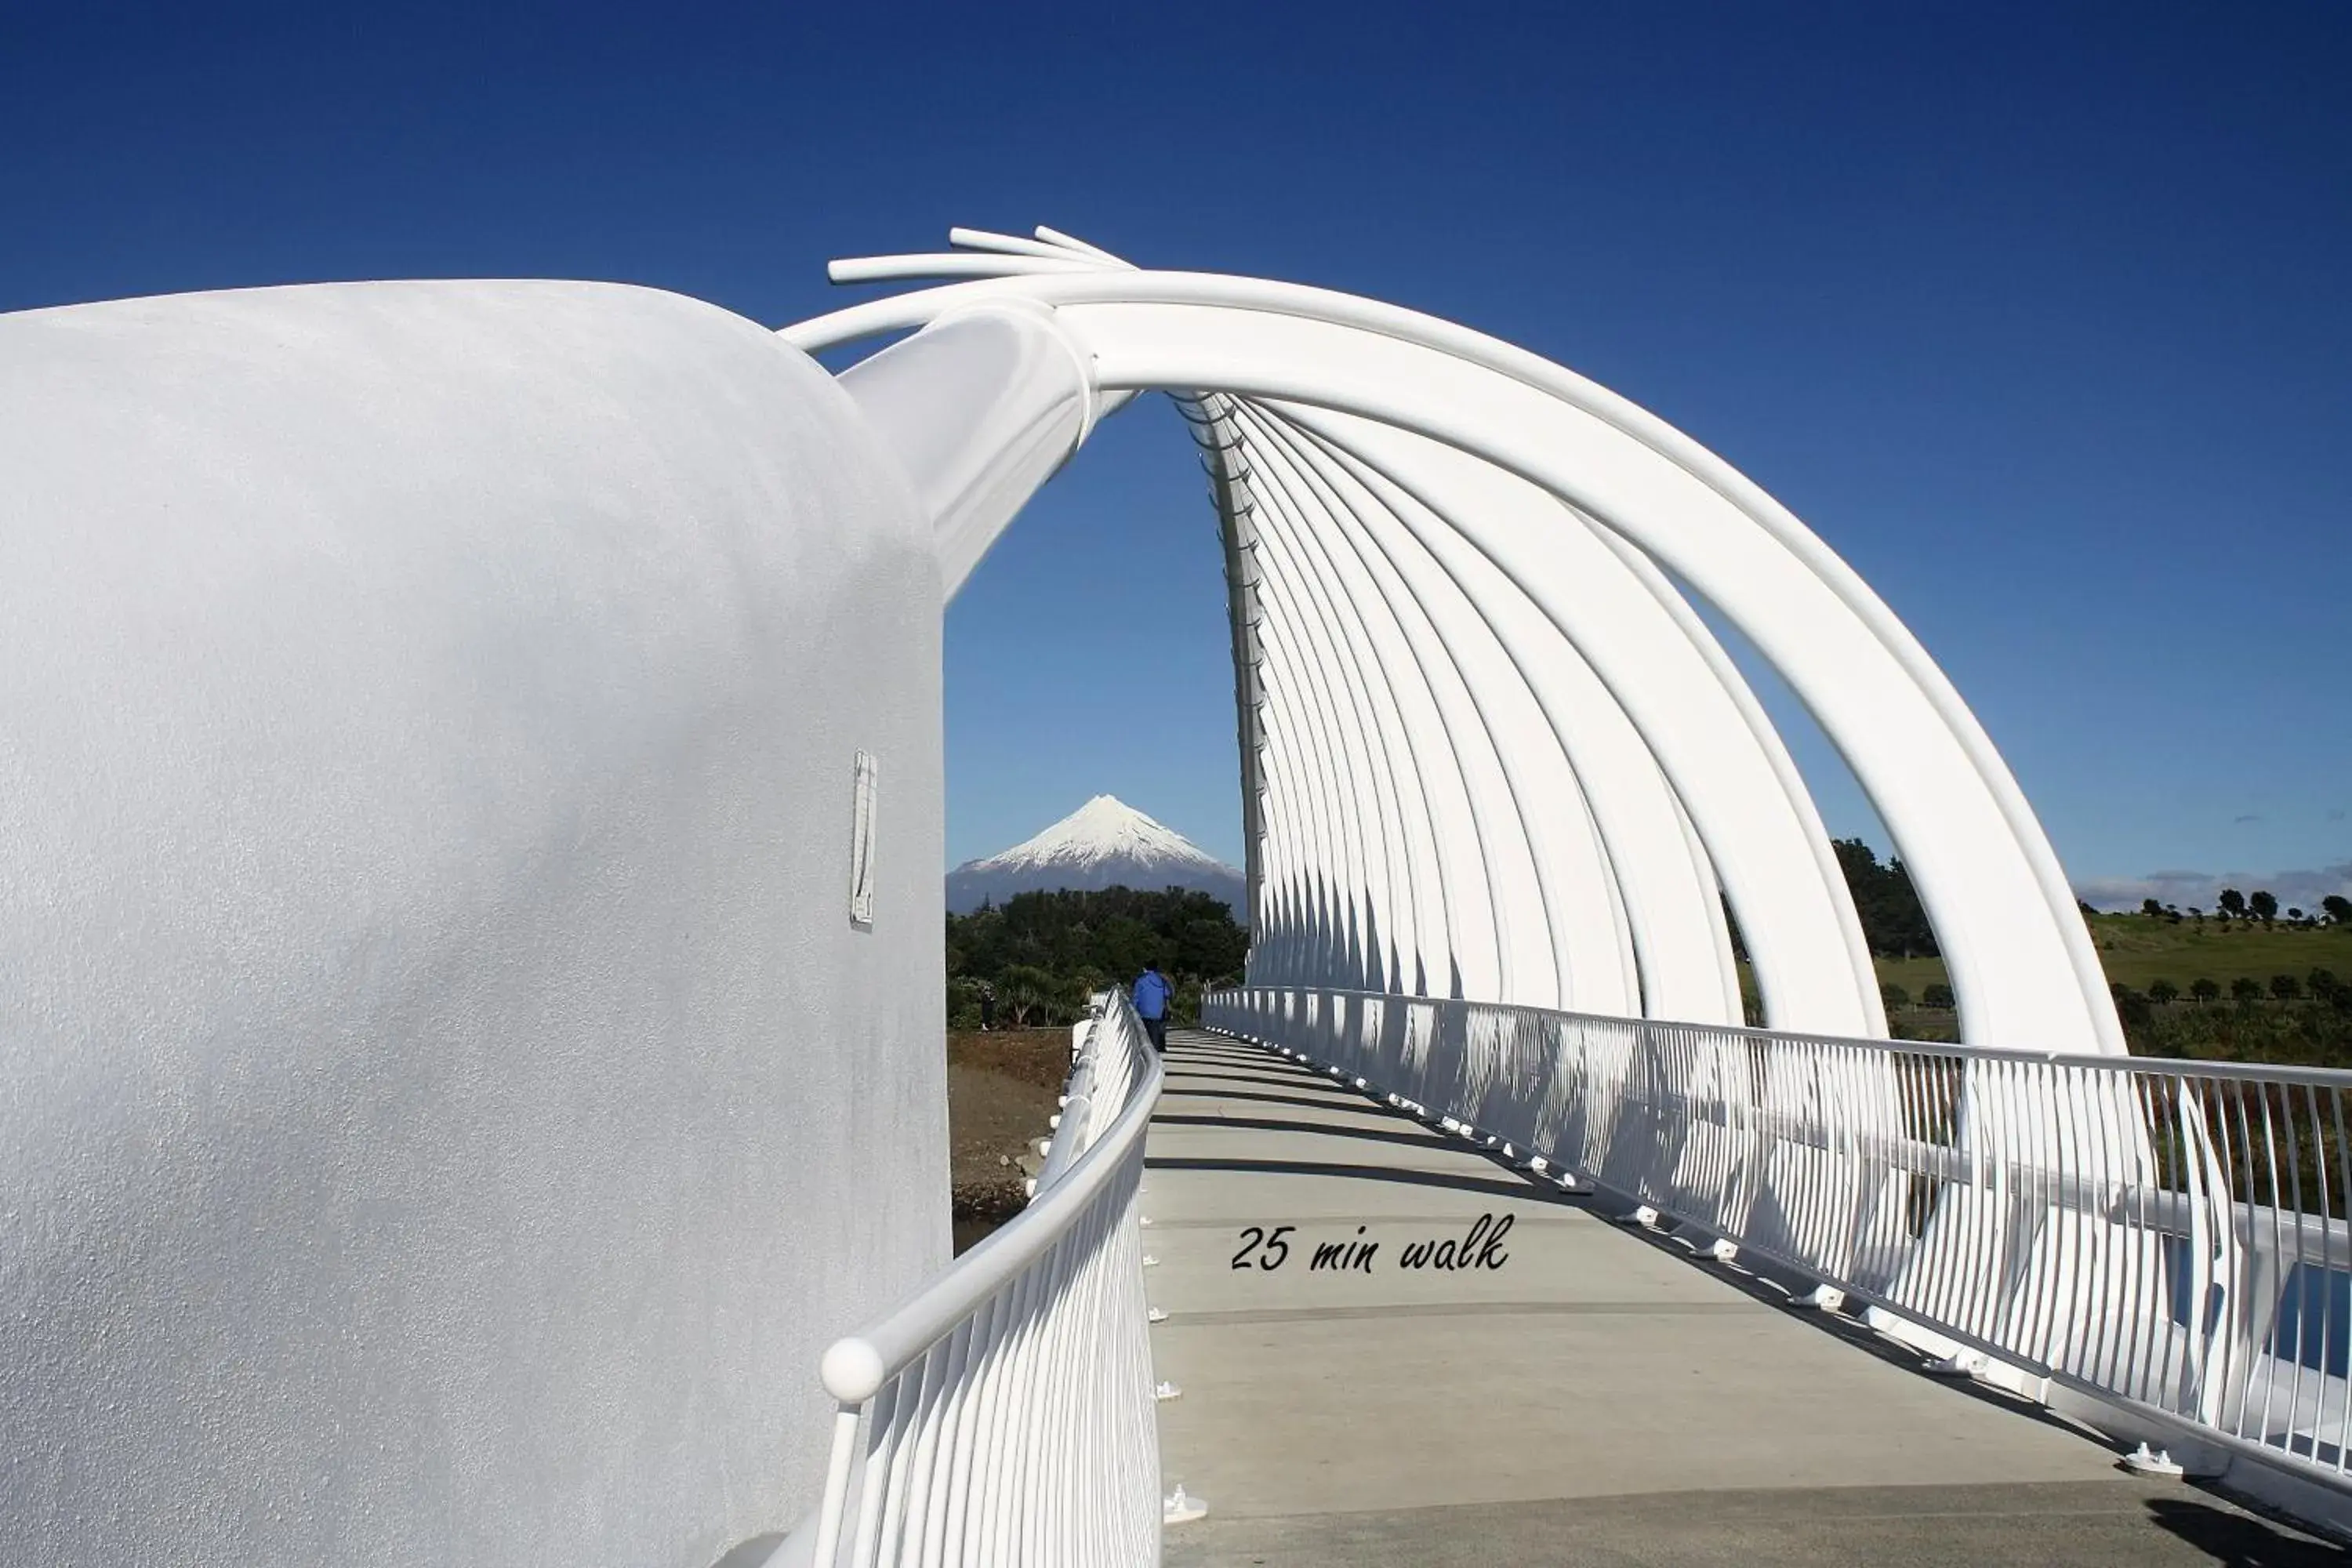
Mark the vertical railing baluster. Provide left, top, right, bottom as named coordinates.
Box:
left=952, top=981, right=2352, bottom=1548
left=2329, top=1085, right=2352, bottom=1472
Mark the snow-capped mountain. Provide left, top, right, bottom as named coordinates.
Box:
left=947, top=796, right=1247, bottom=920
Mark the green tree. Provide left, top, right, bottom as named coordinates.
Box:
left=2141, top=898, right=2164, bottom=918
left=946, top=978, right=984, bottom=1030
left=2323, top=971, right=2352, bottom=1018
left=2219, top=888, right=2248, bottom=920
left=1059, top=969, right=1102, bottom=1020
left=2273, top=974, right=2304, bottom=1002
left=2250, top=891, right=2279, bottom=924
left=1922, top=982, right=1955, bottom=1010
left=996, top=964, right=1059, bottom=1027
left=1174, top=915, right=1247, bottom=980
left=2231, top=977, right=2263, bottom=1003
left=2325, top=895, right=2352, bottom=927
left=2148, top=978, right=2180, bottom=1005
left=2190, top=978, right=2221, bottom=1004
left=1880, top=982, right=1911, bottom=1011
left=1831, top=839, right=1937, bottom=957
left=1092, top=914, right=1156, bottom=979
left=944, top=887, right=1248, bottom=1029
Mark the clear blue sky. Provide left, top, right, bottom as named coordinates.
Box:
left=7, top=2, right=2346, bottom=908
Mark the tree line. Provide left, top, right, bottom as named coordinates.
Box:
left=949, top=837, right=1944, bottom=1033
left=943, top=858, right=2352, bottom=1067
left=2132, top=890, right=2351, bottom=928
left=2108, top=973, right=2352, bottom=1069
left=946, top=887, right=1247, bottom=1030
left=952, top=838, right=1944, bottom=1033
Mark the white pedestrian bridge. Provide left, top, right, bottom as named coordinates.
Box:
left=2, top=227, right=2345, bottom=1564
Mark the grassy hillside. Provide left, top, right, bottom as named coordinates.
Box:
left=1733, top=913, right=2352, bottom=1065
left=1860, top=914, right=2352, bottom=1066
left=1874, top=913, right=2352, bottom=997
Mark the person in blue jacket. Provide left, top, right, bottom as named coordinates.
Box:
left=1132, top=959, right=1174, bottom=1053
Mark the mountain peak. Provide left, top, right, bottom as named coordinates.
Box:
left=970, top=795, right=1218, bottom=873
left=948, top=796, right=1247, bottom=918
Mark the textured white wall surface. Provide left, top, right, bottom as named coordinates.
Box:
left=0, top=281, right=947, bottom=1566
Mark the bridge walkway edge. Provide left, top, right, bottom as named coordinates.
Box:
left=1144, top=1029, right=2337, bottom=1566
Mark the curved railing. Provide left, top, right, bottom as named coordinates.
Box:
left=1207, top=984, right=2352, bottom=1499
left=785, top=991, right=1164, bottom=1567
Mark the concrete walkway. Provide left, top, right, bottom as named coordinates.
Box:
left=1145, top=1030, right=2340, bottom=1566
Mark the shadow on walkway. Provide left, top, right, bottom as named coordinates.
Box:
left=1150, top=1112, right=1460, bottom=1154
left=2146, top=1495, right=2346, bottom=1565
left=1158, top=1086, right=1392, bottom=1116
left=1144, top=1154, right=1582, bottom=1208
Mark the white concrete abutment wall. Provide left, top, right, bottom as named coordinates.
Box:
left=0, top=281, right=949, bottom=1567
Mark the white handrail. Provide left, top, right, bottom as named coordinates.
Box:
left=793, top=992, right=1164, bottom=1567
left=1207, top=984, right=2352, bottom=1496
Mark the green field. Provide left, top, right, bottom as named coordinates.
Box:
left=1856, top=914, right=2352, bottom=1065
left=1731, top=913, right=2352, bottom=1063
left=1873, top=913, right=2352, bottom=998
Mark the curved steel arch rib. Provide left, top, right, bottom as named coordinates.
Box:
left=1239, top=401, right=1624, bottom=1014
left=789, top=230, right=2123, bottom=1056
left=1190, top=392, right=1447, bottom=998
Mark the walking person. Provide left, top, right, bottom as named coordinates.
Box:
left=1133, top=959, right=1174, bottom=1054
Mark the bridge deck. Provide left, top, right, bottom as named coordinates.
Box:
left=1146, top=1030, right=2334, bottom=1566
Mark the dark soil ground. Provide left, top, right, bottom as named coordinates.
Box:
left=946, top=1029, right=1069, bottom=1252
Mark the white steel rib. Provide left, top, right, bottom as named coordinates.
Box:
left=789, top=227, right=2123, bottom=1056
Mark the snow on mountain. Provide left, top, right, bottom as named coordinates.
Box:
left=947, top=796, right=1247, bottom=920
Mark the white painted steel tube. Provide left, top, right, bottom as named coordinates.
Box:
left=1177, top=395, right=1273, bottom=933
left=1077, top=307, right=1976, bottom=1044
left=1240, top=423, right=1472, bottom=993
left=1250, top=556, right=1373, bottom=985
left=789, top=269, right=2121, bottom=1054
left=1238, top=493, right=1367, bottom=986
left=1245, top=405, right=1632, bottom=1013
left=1030, top=226, right=1129, bottom=264
left=1253, top=401, right=1821, bottom=1024
left=801, top=993, right=1163, bottom=1568
left=1221, top=432, right=1383, bottom=985
left=945, top=227, right=1123, bottom=263
left=1216, top=412, right=1432, bottom=995
left=1275, top=413, right=1733, bottom=1022
left=820, top=1027, right=1157, bottom=1402
left=826, top=255, right=1105, bottom=285
left=834, top=304, right=1093, bottom=601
